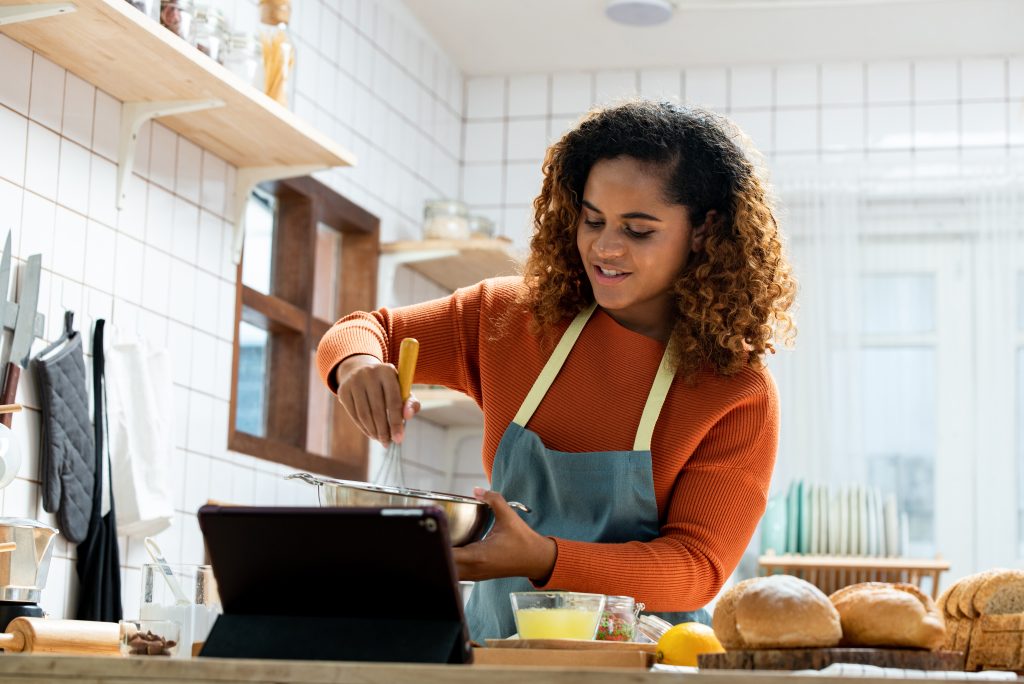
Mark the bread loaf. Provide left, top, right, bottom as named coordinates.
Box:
left=712, top=575, right=841, bottom=649
left=828, top=582, right=945, bottom=650
left=973, top=569, right=1024, bottom=616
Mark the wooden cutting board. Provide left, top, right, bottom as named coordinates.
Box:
left=699, top=648, right=966, bottom=671
left=485, top=638, right=657, bottom=653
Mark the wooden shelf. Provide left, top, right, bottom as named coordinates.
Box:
left=0, top=0, right=356, bottom=170
left=414, top=386, right=483, bottom=428
left=380, top=238, right=522, bottom=292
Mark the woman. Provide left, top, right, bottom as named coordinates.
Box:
left=316, top=100, right=797, bottom=641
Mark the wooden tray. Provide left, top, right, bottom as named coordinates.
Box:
left=485, top=638, right=657, bottom=653
left=699, top=648, right=966, bottom=671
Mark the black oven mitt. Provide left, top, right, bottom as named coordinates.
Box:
left=33, top=314, right=95, bottom=544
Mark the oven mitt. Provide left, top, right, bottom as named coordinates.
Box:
left=33, top=329, right=95, bottom=543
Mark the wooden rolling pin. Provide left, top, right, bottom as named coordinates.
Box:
left=0, top=617, right=119, bottom=656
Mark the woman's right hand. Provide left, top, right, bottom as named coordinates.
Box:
left=333, top=354, right=421, bottom=446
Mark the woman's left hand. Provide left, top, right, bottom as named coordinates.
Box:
left=452, top=488, right=557, bottom=583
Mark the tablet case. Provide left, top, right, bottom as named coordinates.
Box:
left=196, top=505, right=472, bottom=664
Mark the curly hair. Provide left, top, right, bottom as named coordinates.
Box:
left=521, top=99, right=797, bottom=381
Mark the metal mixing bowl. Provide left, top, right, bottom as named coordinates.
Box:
left=286, top=473, right=531, bottom=547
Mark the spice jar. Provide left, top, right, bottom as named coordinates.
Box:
left=635, top=613, right=673, bottom=644
left=467, top=214, right=496, bottom=239
left=259, top=0, right=295, bottom=107
left=160, top=0, right=193, bottom=40
left=422, top=200, right=470, bottom=240
left=596, top=596, right=644, bottom=641
left=190, top=5, right=228, bottom=63
left=223, top=32, right=263, bottom=88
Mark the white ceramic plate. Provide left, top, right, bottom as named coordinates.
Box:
left=800, top=479, right=811, bottom=554
left=884, top=493, right=899, bottom=558
left=837, top=486, right=848, bottom=555
left=808, top=483, right=818, bottom=555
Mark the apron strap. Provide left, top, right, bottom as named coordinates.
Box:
left=513, top=303, right=597, bottom=427
left=633, top=346, right=675, bottom=451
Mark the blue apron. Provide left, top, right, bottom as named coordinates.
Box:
left=465, top=303, right=710, bottom=642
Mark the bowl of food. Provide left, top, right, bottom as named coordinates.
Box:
left=286, top=473, right=531, bottom=547
left=510, top=592, right=607, bottom=640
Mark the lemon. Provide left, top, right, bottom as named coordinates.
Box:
left=655, top=622, right=725, bottom=667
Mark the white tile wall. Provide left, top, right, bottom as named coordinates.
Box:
left=462, top=56, right=1023, bottom=248
left=0, top=0, right=472, bottom=620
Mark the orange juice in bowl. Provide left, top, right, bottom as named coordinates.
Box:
left=510, top=592, right=606, bottom=640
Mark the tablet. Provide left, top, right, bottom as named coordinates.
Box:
left=197, top=504, right=472, bottom=663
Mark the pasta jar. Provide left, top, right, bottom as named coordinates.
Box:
left=223, top=31, right=262, bottom=87
left=159, top=0, right=193, bottom=40
left=259, top=0, right=295, bottom=107
left=422, top=200, right=470, bottom=240
left=596, top=596, right=644, bottom=641
left=190, top=5, right=228, bottom=63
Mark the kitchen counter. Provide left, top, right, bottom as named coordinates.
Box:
left=0, top=655, right=1008, bottom=683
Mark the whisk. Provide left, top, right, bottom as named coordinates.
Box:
left=373, top=338, right=419, bottom=488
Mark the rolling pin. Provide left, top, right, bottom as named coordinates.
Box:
left=0, top=617, right=120, bottom=656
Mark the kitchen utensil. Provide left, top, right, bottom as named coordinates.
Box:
left=0, top=405, right=21, bottom=414
left=373, top=338, right=419, bottom=488
left=143, top=537, right=191, bottom=605
left=0, top=616, right=119, bottom=655
left=0, top=254, right=41, bottom=429
left=286, top=472, right=532, bottom=547
left=510, top=591, right=606, bottom=640
left=0, top=518, right=58, bottom=604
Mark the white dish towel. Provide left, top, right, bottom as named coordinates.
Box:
left=105, top=338, right=175, bottom=537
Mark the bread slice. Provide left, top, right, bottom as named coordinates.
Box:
left=937, top=582, right=956, bottom=618
left=959, top=569, right=1004, bottom=618
left=946, top=580, right=967, bottom=619
left=829, top=582, right=945, bottom=650
left=974, top=569, right=1024, bottom=616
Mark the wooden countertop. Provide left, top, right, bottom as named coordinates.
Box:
left=0, top=654, right=1004, bottom=683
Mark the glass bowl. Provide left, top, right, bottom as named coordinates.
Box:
left=510, top=591, right=607, bottom=640
left=119, top=619, right=180, bottom=657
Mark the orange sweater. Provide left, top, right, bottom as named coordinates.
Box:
left=316, top=277, right=778, bottom=611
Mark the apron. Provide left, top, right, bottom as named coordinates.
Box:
left=465, top=304, right=710, bottom=641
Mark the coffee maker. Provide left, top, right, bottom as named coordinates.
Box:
left=0, top=518, right=58, bottom=631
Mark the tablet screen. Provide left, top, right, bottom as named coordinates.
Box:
left=197, top=505, right=466, bottom=623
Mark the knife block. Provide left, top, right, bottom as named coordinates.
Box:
left=199, top=613, right=469, bottom=663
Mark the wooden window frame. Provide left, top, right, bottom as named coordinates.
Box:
left=228, top=175, right=378, bottom=479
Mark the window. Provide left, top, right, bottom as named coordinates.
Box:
left=229, top=176, right=379, bottom=478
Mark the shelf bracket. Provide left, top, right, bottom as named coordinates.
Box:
left=0, top=2, right=75, bottom=26
left=116, top=98, right=225, bottom=209
left=231, top=164, right=327, bottom=263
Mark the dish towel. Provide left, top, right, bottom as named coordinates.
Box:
left=105, top=337, right=174, bottom=537
left=653, top=664, right=1017, bottom=679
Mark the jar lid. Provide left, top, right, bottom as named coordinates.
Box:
left=259, top=0, right=290, bottom=25
left=424, top=199, right=468, bottom=217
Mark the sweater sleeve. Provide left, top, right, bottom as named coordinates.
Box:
left=534, top=376, right=778, bottom=612
left=315, top=278, right=517, bottom=401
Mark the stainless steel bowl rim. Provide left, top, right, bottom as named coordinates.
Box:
left=287, top=472, right=488, bottom=507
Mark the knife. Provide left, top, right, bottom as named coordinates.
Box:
left=0, top=255, right=41, bottom=428
left=0, top=232, right=11, bottom=336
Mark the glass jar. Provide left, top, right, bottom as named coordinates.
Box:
left=467, top=214, right=496, bottom=239
left=596, top=596, right=644, bottom=641
left=125, top=0, right=159, bottom=23
left=259, top=0, right=295, bottom=107
left=139, top=564, right=221, bottom=659
left=422, top=200, right=469, bottom=240
left=224, top=32, right=263, bottom=88
left=160, top=0, right=193, bottom=40
left=190, top=5, right=228, bottom=63
left=635, top=613, right=674, bottom=644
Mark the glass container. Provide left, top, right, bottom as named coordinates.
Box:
left=635, top=613, right=674, bottom=643
left=510, top=591, right=606, bottom=640
left=259, top=0, right=295, bottom=107
left=119, top=619, right=180, bottom=657
left=596, top=595, right=644, bottom=641
left=159, top=0, right=193, bottom=40
left=467, top=214, right=496, bottom=239
left=224, top=31, right=263, bottom=88
left=422, top=199, right=469, bottom=240
left=139, top=564, right=221, bottom=659
left=190, top=5, right=229, bottom=63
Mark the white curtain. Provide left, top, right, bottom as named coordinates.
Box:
left=759, top=153, right=1024, bottom=577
